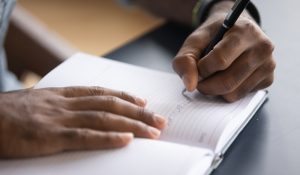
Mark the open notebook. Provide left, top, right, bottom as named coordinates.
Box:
left=0, top=53, right=267, bottom=175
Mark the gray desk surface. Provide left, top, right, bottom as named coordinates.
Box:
left=106, top=0, right=300, bottom=174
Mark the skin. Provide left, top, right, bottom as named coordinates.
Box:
left=137, top=0, right=276, bottom=102
left=0, top=87, right=167, bottom=158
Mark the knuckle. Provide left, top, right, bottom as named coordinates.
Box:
left=213, top=48, right=229, bottom=70
left=137, top=107, right=146, bottom=118
left=63, top=87, right=78, bottom=97
left=48, top=106, right=69, bottom=119
left=259, top=38, right=275, bottom=53
left=137, top=108, right=154, bottom=123
left=243, top=20, right=257, bottom=33
left=120, top=91, right=135, bottom=102
left=63, top=98, right=77, bottom=110
left=229, top=34, right=242, bottom=46
left=221, top=78, right=238, bottom=93
left=89, top=87, right=105, bottom=96
left=242, top=56, right=256, bottom=71
left=120, top=91, right=127, bottom=98
left=234, top=19, right=257, bottom=35
left=78, top=129, right=89, bottom=138
left=264, top=60, right=276, bottom=73
left=97, top=111, right=110, bottom=122
left=185, top=54, right=198, bottom=64
left=44, top=94, right=64, bottom=105
left=105, top=96, right=119, bottom=108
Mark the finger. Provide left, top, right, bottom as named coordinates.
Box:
left=67, top=96, right=167, bottom=129
left=252, top=74, right=275, bottom=92
left=222, top=62, right=275, bottom=102
left=58, top=128, right=133, bottom=151
left=197, top=33, right=250, bottom=80
left=197, top=50, right=267, bottom=95
left=172, top=54, right=199, bottom=91
left=56, top=86, right=146, bottom=107
left=173, top=31, right=211, bottom=92
left=61, top=111, right=161, bottom=139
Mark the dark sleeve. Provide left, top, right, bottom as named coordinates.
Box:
left=198, top=0, right=261, bottom=26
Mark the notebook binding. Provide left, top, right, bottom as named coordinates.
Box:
left=211, top=153, right=224, bottom=169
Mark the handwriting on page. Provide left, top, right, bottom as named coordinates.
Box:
left=168, top=90, right=193, bottom=126
left=151, top=90, right=251, bottom=150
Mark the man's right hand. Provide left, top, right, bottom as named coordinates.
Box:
left=172, top=1, right=275, bottom=102
left=0, top=87, right=167, bottom=158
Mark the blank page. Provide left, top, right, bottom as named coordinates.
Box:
left=0, top=139, right=214, bottom=175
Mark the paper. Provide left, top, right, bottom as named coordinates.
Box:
left=0, top=139, right=214, bottom=175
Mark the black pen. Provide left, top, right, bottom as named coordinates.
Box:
left=182, top=0, right=251, bottom=94
left=201, top=0, right=250, bottom=57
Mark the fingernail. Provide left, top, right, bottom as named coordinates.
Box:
left=154, top=114, right=167, bottom=127
left=135, top=97, right=147, bottom=107
left=120, top=133, right=134, bottom=143
left=183, top=74, right=196, bottom=92
left=122, top=132, right=134, bottom=139
left=182, top=74, right=190, bottom=88
left=148, top=127, right=161, bottom=139
left=182, top=74, right=202, bottom=92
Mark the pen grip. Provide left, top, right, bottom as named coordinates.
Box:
left=201, top=25, right=229, bottom=58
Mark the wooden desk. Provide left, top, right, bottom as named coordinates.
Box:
left=18, top=0, right=163, bottom=56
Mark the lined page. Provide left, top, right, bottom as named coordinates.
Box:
left=36, top=53, right=263, bottom=150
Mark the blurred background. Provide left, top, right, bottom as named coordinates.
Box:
left=5, top=0, right=164, bottom=88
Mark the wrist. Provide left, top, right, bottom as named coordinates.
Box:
left=208, top=1, right=234, bottom=16
left=196, top=0, right=260, bottom=27
left=208, top=1, right=253, bottom=21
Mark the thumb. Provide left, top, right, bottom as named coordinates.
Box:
left=172, top=54, right=199, bottom=92
left=173, top=29, right=211, bottom=92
